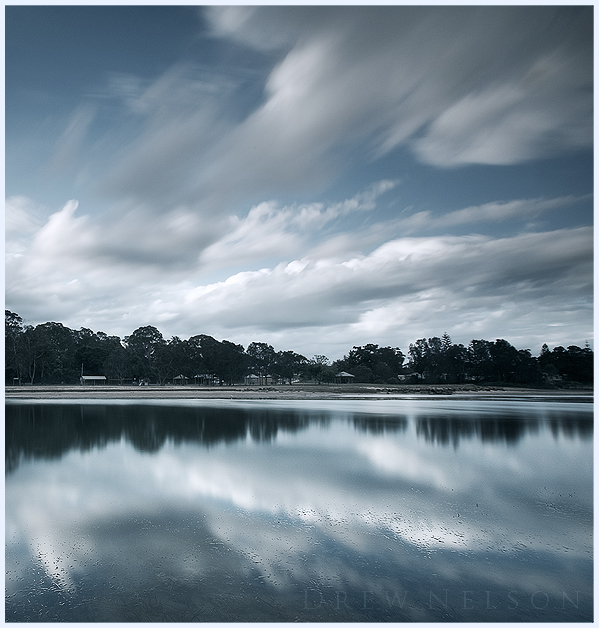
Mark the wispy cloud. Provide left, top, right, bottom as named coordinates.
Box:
left=396, top=195, right=592, bottom=234
left=413, top=48, right=592, bottom=166
left=6, top=186, right=591, bottom=355
left=44, top=6, right=590, bottom=219
left=200, top=181, right=397, bottom=269
left=46, top=105, right=97, bottom=175
left=205, top=6, right=592, bottom=174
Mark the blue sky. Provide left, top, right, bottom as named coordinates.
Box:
left=5, top=5, right=593, bottom=359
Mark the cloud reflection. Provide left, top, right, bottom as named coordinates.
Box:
left=6, top=400, right=593, bottom=621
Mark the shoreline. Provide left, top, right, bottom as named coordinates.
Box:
left=5, top=383, right=592, bottom=401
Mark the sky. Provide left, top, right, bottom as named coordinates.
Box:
left=5, top=5, right=594, bottom=360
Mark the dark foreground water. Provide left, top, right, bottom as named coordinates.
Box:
left=5, top=397, right=593, bottom=622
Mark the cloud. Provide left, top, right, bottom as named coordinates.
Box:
left=200, top=180, right=397, bottom=269
left=203, top=6, right=592, bottom=176
left=46, top=105, right=97, bottom=175
left=413, top=49, right=593, bottom=166
left=5, top=184, right=592, bottom=356
left=185, top=225, right=591, bottom=356
left=5, top=196, right=51, bottom=264
left=59, top=6, right=590, bottom=220
left=7, top=180, right=397, bottom=292
left=5, top=195, right=47, bottom=237
left=183, top=227, right=592, bottom=331
left=97, top=69, right=233, bottom=207
left=395, top=195, right=591, bottom=234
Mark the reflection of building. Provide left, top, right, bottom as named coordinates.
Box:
left=336, top=371, right=355, bottom=384
left=80, top=375, right=106, bottom=385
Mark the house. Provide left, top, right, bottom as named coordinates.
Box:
left=80, top=375, right=106, bottom=385
left=193, top=374, right=218, bottom=385
left=336, top=371, right=355, bottom=384
left=398, top=372, right=423, bottom=381
left=173, top=374, right=188, bottom=385
left=244, top=374, right=274, bottom=385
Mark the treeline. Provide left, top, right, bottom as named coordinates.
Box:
left=5, top=311, right=593, bottom=387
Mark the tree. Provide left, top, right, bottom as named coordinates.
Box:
left=163, top=336, right=192, bottom=381
left=5, top=311, right=25, bottom=383
left=408, top=339, right=428, bottom=379
left=186, top=335, right=209, bottom=379
left=75, top=328, right=118, bottom=377
left=187, top=334, right=221, bottom=382
left=564, top=345, right=593, bottom=383
left=304, top=355, right=330, bottom=384
left=124, top=325, right=165, bottom=382
left=488, top=339, right=519, bottom=382
left=272, top=351, right=306, bottom=384
left=344, top=344, right=405, bottom=382
left=153, top=341, right=176, bottom=384
left=246, top=342, right=276, bottom=384
left=514, top=348, right=542, bottom=384
left=4, top=309, right=591, bottom=389
left=22, top=322, right=78, bottom=384
left=425, top=337, right=445, bottom=382
left=353, top=364, right=374, bottom=383
left=320, top=366, right=336, bottom=383
left=542, top=344, right=593, bottom=384
left=103, top=340, right=128, bottom=382
left=445, top=343, right=468, bottom=383
left=467, top=339, right=493, bottom=382
left=539, top=343, right=552, bottom=370
left=213, top=340, right=246, bottom=385
left=408, top=337, right=449, bottom=382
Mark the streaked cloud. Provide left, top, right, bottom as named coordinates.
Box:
left=397, top=195, right=591, bottom=234
left=6, top=184, right=592, bottom=355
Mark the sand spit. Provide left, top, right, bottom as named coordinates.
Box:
left=5, top=383, right=592, bottom=401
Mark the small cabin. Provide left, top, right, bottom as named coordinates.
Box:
left=194, top=374, right=218, bottom=385
left=336, top=371, right=355, bottom=384
left=244, top=374, right=274, bottom=385
left=80, top=375, right=106, bottom=386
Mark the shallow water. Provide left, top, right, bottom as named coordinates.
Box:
left=5, top=398, right=593, bottom=622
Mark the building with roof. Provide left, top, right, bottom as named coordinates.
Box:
left=80, top=375, right=106, bottom=385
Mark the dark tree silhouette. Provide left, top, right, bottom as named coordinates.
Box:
left=4, top=311, right=592, bottom=387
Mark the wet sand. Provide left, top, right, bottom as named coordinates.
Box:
left=5, top=383, right=592, bottom=400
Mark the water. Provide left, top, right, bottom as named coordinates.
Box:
left=5, top=397, right=593, bottom=622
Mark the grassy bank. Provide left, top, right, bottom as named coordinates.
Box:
left=5, top=382, right=592, bottom=400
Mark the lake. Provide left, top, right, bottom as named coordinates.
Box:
left=5, top=396, right=593, bottom=622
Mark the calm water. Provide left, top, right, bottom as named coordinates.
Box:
left=5, top=397, right=593, bottom=622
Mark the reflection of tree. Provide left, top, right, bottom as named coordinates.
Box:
left=5, top=404, right=320, bottom=473
left=548, top=416, right=593, bottom=440
left=6, top=404, right=592, bottom=473
left=416, top=413, right=592, bottom=447
left=353, top=415, right=408, bottom=434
